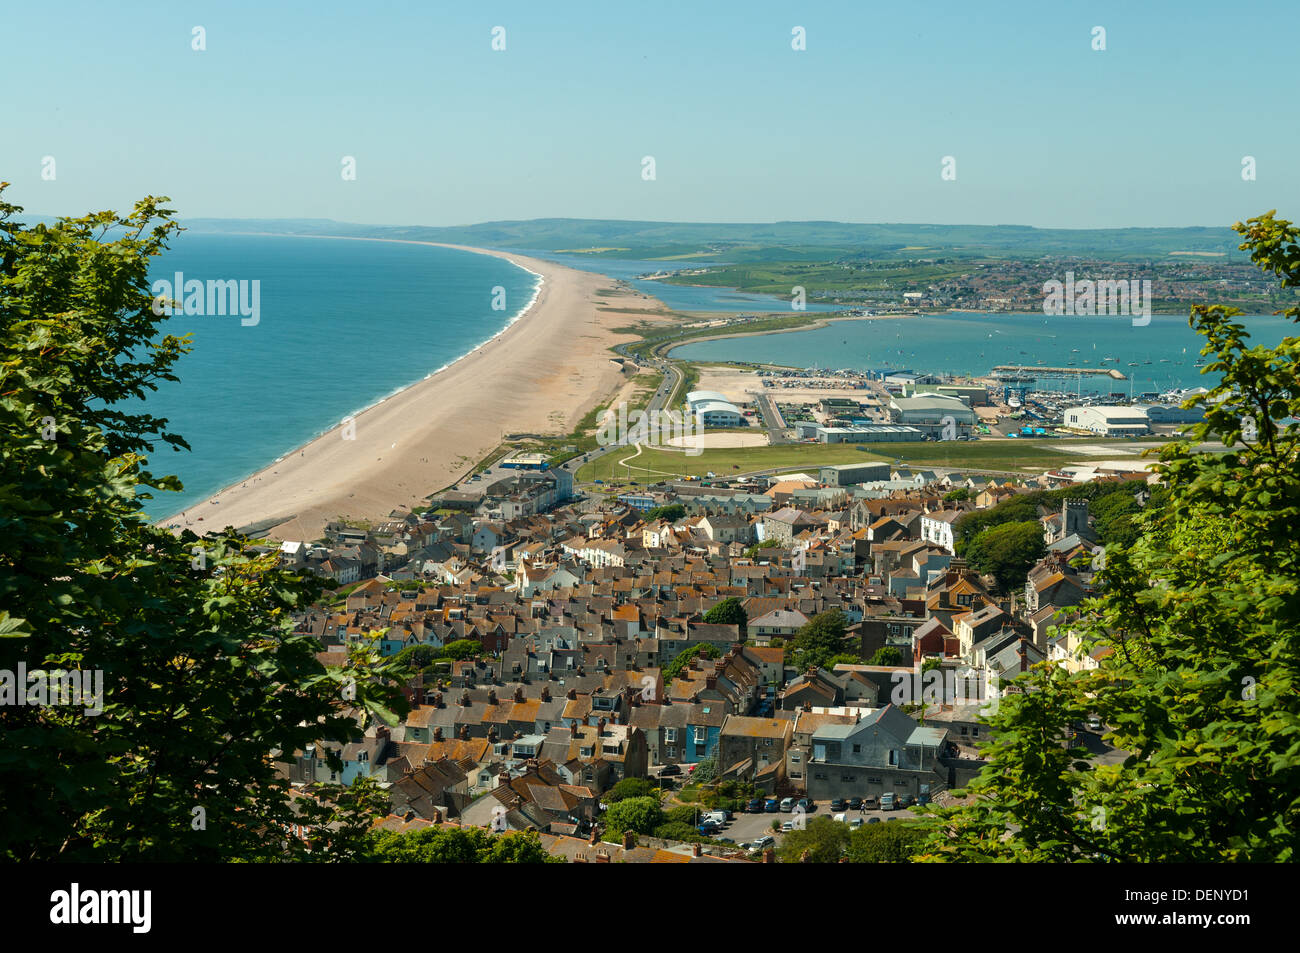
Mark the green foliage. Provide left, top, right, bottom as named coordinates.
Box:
left=963, top=520, right=1047, bottom=592
left=363, top=826, right=559, bottom=862
left=662, top=642, right=721, bottom=683
left=644, top=503, right=686, bottom=523
left=702, top=596, right=747, bottom=635
left=0, top=190, right=408, bottom=861
left=790, top=609, right=850, bottom=671
left=691, top=756, right=717, bottom=783
left=602, top=796, right=664, bottom=836
left=438, top=638, right=482, bottom=661
left=845, top=821, right=929, bottom=863
left=744, top=538, right=780, bottom=559
left=943, top=488, right=971, bottom=502
left=917, top=211, right=1300, bottom=863
left=868, top=646, right=903, bottom=666
left=778, top=816, right=851, bottom=863
left=606, top=777, right=656, bottom=803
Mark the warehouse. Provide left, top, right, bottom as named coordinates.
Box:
left=1063, top=405, right=1151, bottom=436
left=686, top=390, right=745, bottom=427
left=819, top=462, right=893, bottom=486
left=888, top=394, right=978, bottom=437
left=798, top=422, right=926, bottom=443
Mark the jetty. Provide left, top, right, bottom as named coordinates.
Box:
left=991, top=364, right=1127, bottom=380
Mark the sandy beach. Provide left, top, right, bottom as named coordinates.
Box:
left=161, top=240, right=664, bottom=541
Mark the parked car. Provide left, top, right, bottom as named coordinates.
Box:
left=780, top=820, right=795, bottom=832
left=880, top=792, right=897, bottom=811
left=746, top=798, right=766, bottom=813
left=751, top=835, right=775, bottom=849
left=703, top=811, right=728, bottom=827
left=697, top=821, right=720, bottom=835
left=1087, top=715, right=1103, bottom=731
left=829, top=798, right=847, bottom=812
left=862, top=795, right=878, bottom=809
left=779, top=797, right=795, bottom=813
left=796, top=798, right=813, bottom=813
left=849, top=817, right=864, bottom=829
left=716, top=837, right=735, bottom=845
left=764, top=798, right=779, bottom=813
left=867, top=817, right=881, bottom=824
left=899, top=794, right=917, bottom=808
left=847, top=797, right=863, bottom=810
left=659, top=764, right=681, bottom=776
left=832, top=812, right=848, bottom=824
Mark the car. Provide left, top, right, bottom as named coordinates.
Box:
left=829, top=798, right=847, bottom=812
left=703, top=811, right=728, bottom=827
left=747, top=798, right=767, bottom=813
left=764, top=798, right=780, bottom=813
left=751, top=835, right=775, bottom=849
left=847, top=796, right=863, bottom=810
left=1087, top=716, right=1103, bottom=731
left=867, top=817, right=880, bottom=824
left=697, top=820, right=720, bottom=835
left=796, top=798, right=813, bottom=813
left=862, top=795, right=878, bottom=809
left=849, top=817, right=864, bottom=829
left=880, top=792, right=897, bottom=811
left=659, top=764, right=681, bottom=777
left=716, top=836, right=735, bottom=845
left=899, top=794, right=917, bottom=808
left=832, top=812, right=848, bottom=824
left=780, top=821, right=795, bottom=832
left=779, top=797, right=795, bottom=813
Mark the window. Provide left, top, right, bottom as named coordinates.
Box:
left=889, top=750, right=898, bottom=766
left=764, top=738, right=772, bottom=747
left=852, top=744, right=861, bottom=754
left=665, top=746, right=676, bottom=758
left=694, top=727, right=707, bottom=745
left=960, top=726, right=968, bottom=735
left=790, top=752, right=801, bottom=763
left=664, top=728, right=678, bottom=743
left=580, top=746, right=593, bottom=758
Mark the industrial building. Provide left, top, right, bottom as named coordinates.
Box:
left=795, top=421, right=926, bottom=443
left=888, top=394, right=978, bottom=437
left=931, top=384, right=989, bottom=407
left=686, top=390, right=745, bottom=427
left=1132, top=403, right=1205, bottom=425
left=818, top=462, right=892, bottom=487
left=1063, top=405, right=1151, bottom=437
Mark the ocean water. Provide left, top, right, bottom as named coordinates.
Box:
left=672, top=311, right=1295, bottom=394
left=134, top=234, right=539, bottom=518
left=506, top=250, right=843, bottom=313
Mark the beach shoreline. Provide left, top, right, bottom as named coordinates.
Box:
left=159, top=238, right=666, bottom=541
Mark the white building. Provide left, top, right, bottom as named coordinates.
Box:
left=686, top=390, right=745, bottom=427
left=1063, top=405, right=1150, bottom=437
left=920, top=510, right=964, bottom=554
left=889, top=394, right=977, bottom=437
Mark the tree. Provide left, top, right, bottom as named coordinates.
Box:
left=943, top=488, right=971, bottom=502
left=602, top=796, right=664, bottom=836
left=363, top=826, right=559, bottom=862
left=439, top=638, right=482, bottom=660
left=963, top=521, right=1046, bottom=592
left=702, top=596, right=747, bottom=637
left=0, top=190, right=408, bottom=861
left=691, top=756, right=717, bottom=783
left=744, top=538, right=780, bottom=559
left=777, top=816, right=850, bottom=862
left=790, top=609, right=850, bottom=671
left=662, top=642, right=720, bottom=682
left=606, top=777, right=656, bottom=802
left=845, top=820, right=928, bottom=863
left=917, top=211, right=1300, bottom=863
left=644, top=503, right=686, bottom=523
left=869, top=646, right=903, bottom=666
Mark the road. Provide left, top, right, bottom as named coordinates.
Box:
left=750, top=389, right=790, bottom=444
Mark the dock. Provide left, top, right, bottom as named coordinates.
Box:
left=991, top=364, right=1127, bottom=380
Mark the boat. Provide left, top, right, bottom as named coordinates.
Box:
left=1128, top=362, right=1139, bottom=367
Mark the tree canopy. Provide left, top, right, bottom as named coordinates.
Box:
left=790, top=609, right=851, bottom=671
left=702, top=596, right=747, bottom=635
left=0, top=189, right=406, bottom=861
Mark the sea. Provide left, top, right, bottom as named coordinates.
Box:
left=135, top=233, right=540, bottom=519
left=671, top=310, right=1294, bottom=394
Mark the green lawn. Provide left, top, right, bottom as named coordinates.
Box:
left=575, top=438, right=1145, bottom=484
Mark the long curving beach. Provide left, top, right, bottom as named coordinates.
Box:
left=161, top=241, right=661, bottom=541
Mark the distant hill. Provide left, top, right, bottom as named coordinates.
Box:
left=181, top=217, right=1246, bottom=261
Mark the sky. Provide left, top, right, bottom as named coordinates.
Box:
left=3, top=0, right=1296, bottom=229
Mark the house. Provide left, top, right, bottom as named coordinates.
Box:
left=716, top=716, right=794, bottom=793
left=919, top=510, right=964, bottom=554
left=805, top=704, right=948, bottom=800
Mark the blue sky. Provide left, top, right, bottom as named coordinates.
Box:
left=4, top=0, right=1295, bottom=228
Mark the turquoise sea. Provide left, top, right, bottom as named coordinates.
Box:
left=136, top=234, right=539, bottom=518
left=671, top=311, right=1294, bottom=394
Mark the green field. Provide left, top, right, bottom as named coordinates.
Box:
left=574, top=438, right=1145, bottom=485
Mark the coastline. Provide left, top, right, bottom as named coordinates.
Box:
left=663, top=311, right=915, bottom=357
left=160, top=239, right=665, bottom=541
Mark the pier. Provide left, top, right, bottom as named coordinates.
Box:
left=991, top=364, right=1127, bottom=380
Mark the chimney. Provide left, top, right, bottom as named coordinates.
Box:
left=433, top=727, right=443, bottom=742
left=597, top=717, right=607, bottom=736
left=459, top=692, right=470, bottom=707
left=762, top=848, right=775, bottom=864
left=705, top=675, right=717, bottom=690
left=567, top=688, right=577, bottom=700
left=541, top=686, right=551, bottom=702
left=690, top=843, right=702, bottom=857
left=434, top=692, right=444, bottom=707
left=459, top=724, right=470, bottom=739
left=622, top=831, right=635, bottom=850
left=513, top=686, right=524, bottom=702
left=488, top=689, right=498, bottom=705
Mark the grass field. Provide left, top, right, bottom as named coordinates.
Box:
left=574, top=438, right=1142, bottom=484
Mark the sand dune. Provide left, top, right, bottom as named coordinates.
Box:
left=160, top=241, right=662, bottom=541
